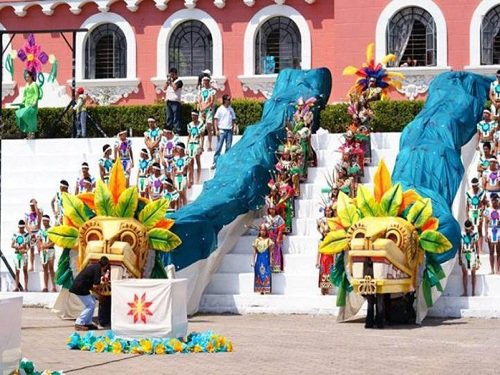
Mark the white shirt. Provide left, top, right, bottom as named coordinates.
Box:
left=491, top=80, right=500, bottom=101
left=165, top=78, right=183, bottom=102
left=214, top=105, right=236, bottom=130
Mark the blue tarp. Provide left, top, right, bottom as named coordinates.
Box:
left=167, top=68, right=332, bottom=270
left=392, top=72, right=491, bottom=264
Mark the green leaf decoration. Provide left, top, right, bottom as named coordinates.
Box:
left=337, top=191, right=360, bottom=228
left=319, top=230, right=349, bottom=255
left=407, top=198, right=432, bottom=228
left=356, top=184, right=379, bottom=217
left=55, top=248, right=74, bottom=289
left=329, top=253, right=352, bottom=307
left=62, top=193, right=89, bottom=227
left=139, top=199, right=170, bottom=229
left=115, top=186, right=139, bottom=218
left=47, top=225, right=79, bottom=249
left=150, top=251, right=168, bottom=279
left=419, top=230, right=452, bottom=253
left=148, top=228, right=182, bottom=252
left=379, top=183, right=403, bottom=217
left=422, top=275, right=433, bottom=307
left=94, top=180, right=115, bottom=217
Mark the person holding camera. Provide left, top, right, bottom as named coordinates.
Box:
left=212, top=95, right=237, bottom=169
left=163, top=68, right=183, bottom=135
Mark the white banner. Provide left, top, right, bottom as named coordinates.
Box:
left=112, top=279, right=188, bottom=339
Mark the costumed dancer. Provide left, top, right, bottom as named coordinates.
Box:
left=75, top=162, right=96, bottom=194
left=263, top=205, right=286, bottom=273
left=252, top=224, right=274, bottom=295
left=292, top=96, right=317, bottom=170
left=159, top=128, right=179, bottom=179
left=25, top=198, right=42, bottom=272
left=484, top=193, right=500, bottom=274
left=73, top=87, right=88, bottom=138
left=459, top=220, right=480, bottom=297
left=51, top=180, right=68, bottom=225
left=144, top=118, right=162, bottom=162
left=197, top=76, right=216, bottom=151
left=114, top=129, right=134, bottom=186
left=477, top=142, right=494, bottom=177
left=466, top=177, right=486, bottom=253
left=490, top=70, right=500, bottom=118
left=163, top=178, right=180, bottom=212
left=316, top=204, right=336, bottom=295
left=99, top=145, right=114, bottom=185
left=137, top=148, right=153, bottom=198
left=477, top=109, right=497, bottom=154
left=173, top=142, right=190, bottom=207
left=147, top=162, right=165, bottom=201
left=482, top=157, right=500, bottom=200
left=15, top=70, right=40, bottom=139
left=276, top=144, right=301, bottom=197
left=186, top=111, right=205, bottom=186
left=37, top=215, right=57, bottom=292
left=12, top=220, right=30, bottom=292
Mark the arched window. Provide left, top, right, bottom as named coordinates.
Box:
left=481, top=5, right=500, bottom=65
left=386, top=7, right=436, bottom=67
left=84, top=23, right=127, bottom=79
left=168, top=20, right=213, bottom=77
left=254, top=16, right=301, bottom=75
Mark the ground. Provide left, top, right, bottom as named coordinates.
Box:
left=21, top=308, right=498, bottom=374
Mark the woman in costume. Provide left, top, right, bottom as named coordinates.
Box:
left=252, top=224, right=274, bottom=294
left=316, top=205, right=335, bottom=295
left=263, top=206, right=286, bottom=273
left=114, top=130, right=134, bottom=186
left=16, top=70, right=40, bottom=139
left=186, top=111, right=205, bottom=186
left=277, top=174, right=295, bottom=234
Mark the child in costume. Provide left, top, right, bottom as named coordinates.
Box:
left=162, top=178, right=180, bottom=212
left=51, top=180, right=68, bottom=225
left=477, top=142, right=493, bottom=178
left=197, top=76, right=216, bottom=151
left=316, top=204, right=336, bottom=295
left=73, top=87, right=88, bottom=138
left=484, top=192, right=500, bottom=274
left=173, top=142, right=190, bottom=207
left=137, top=148, right=153, bottom=198
left=263, top=205, right=286, bottom=273
left=459, top=220, right=480, bottom=297
left=37, top=215, right=57, bottom=292
left=159, top=128, right=179, bottom=179
left=147, top=162, right=165, bottom=201
left=12, top=220, right=30, bottom=292
left=477, top=109, right=497, bottom=154
left=482, top=157, right=500, bottom=200
left=187, top=111, right=205, bottom=186
left=114, top=129, right=134, bottom=186
left=252, top=224, right=274, bottom=295
left=144, top=118, right=162, bottom=162
left=25, top=198, right=42, bottom=272
left=75, top=162, right=96, bottom=194
left=466, top=177, right=486, bottom=253
left=99, top=145, right=114, bottom=184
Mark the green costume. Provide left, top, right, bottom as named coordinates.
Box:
left=16, top=82, right=39, bottom=133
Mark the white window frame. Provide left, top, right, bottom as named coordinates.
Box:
left=238, top=4, right=311, bottom=98
left=151, top=8, right=226, bottom=103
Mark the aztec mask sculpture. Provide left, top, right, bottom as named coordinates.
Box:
left=48, top=158, right=181, bottom=295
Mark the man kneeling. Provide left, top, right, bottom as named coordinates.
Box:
left=69, top=256, right=110, bottom=331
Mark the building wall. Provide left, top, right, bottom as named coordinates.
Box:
left=0, top=0, right=497, bottom=107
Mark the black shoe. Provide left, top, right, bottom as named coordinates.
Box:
left=365, top=319, right=375, bottom=329
left=86, top=324, right=99, bottom=330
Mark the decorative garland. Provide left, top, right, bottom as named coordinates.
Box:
left=13, top=358, right=62, bottom=375
left=67, top=331, right=233, bottom=354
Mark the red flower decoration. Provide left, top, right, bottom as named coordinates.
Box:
left=127, top=292, right=153, bottom=324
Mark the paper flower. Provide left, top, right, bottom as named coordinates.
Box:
left=17, top=34, right=49, bottom=77
left=111, top=339, right=123, bottom=354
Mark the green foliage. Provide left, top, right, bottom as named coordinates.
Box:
left=1, top=99, right=425, bottom=139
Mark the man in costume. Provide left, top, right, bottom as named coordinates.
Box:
left=212, top=95, right=237, bottom=169
left=147, top=162, right=165, bottom=201
left=197, top=76, right=216, bottom=151
left=484, top=193, right=500, bottom=274
left=466, top=177, right=486, bottom=253
left=173, top=142, right=190, bottom=207
left=69, top=256, right=110, bottom=331
left=24, top=198, right=42, bottom=272
left=15, top=70, right=39, bottom=139
left=144, top=118, right=162, bottom=162
left=476, top=109, right=497, bottom=152
left=75, top=162, right=96, bottom=194
left=186, top=111, right=205, bottom=186
left=51, top=180, right=68, bottom=225
left=99, top=145, right=114, bottom=185
left=459, top=220, right=480, bottom=296
left=73, top=87, right=88, bottom=138
left=477, top=142, right=494, bottom=177
left=12, top=220, right=30, bottom=292
left=137, top=148, right=153, bottom=198
left=37, top=215, right=57, bottom=292
left=114, top=129, right=134, bottom=186
left=489, top=70, right=500, bottom=118
left=159, top=128, right=179, bottom=179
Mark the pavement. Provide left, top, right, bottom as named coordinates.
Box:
left=20, top=307, right=499, bottom=374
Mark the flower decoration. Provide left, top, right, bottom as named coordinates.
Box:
left=319, top=160, right=452, bottom=307
left=67, top=331, right=233, bottom=355
left=343, top=43, right=404, bottom=98
left=16, top=358, right=62, bottom=375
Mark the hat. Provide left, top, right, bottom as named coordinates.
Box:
left=484, top=109, right=491, bottom=114
left=76, top=87, right=84, bottom=95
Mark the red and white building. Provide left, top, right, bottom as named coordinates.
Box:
left=1, top=0, right=500, bottom=106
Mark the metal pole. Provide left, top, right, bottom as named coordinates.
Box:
left=71, top=31, right=76, bottom=131
left=1, top=31, right=4, bottom=129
